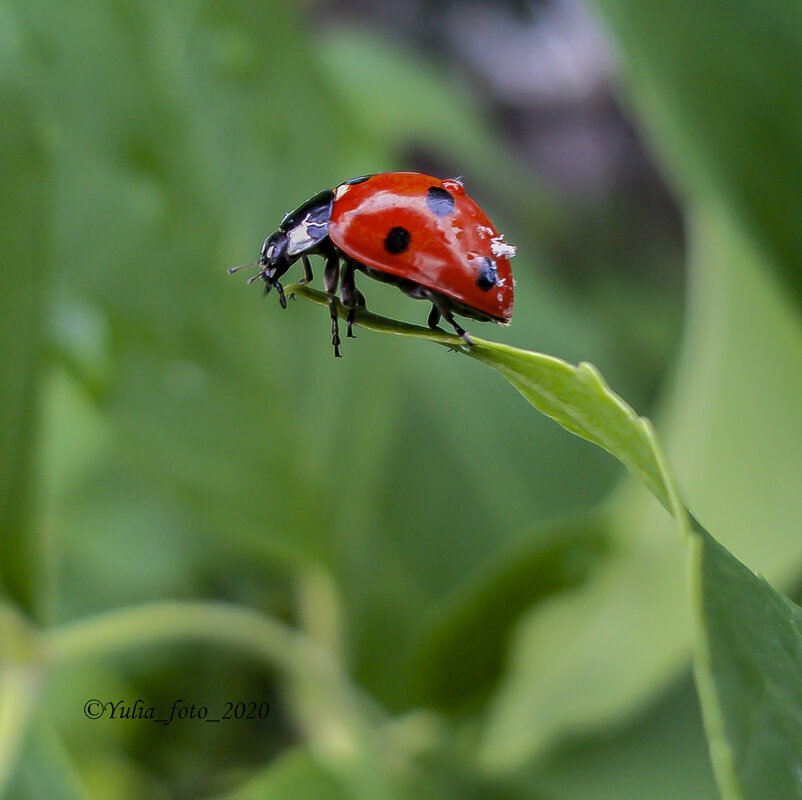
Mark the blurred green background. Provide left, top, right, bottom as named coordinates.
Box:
left=2, top=1, right=802, bottom=798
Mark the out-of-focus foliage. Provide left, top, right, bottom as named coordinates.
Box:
left=481, top=203, right=802, bottom=774
left=0, top=88, right=48, bottom=610
left=291, top=279, right=802, bottom=800
left=0, top=0, right=800, bottom=798
left=593, top=0, right=802, bottom=309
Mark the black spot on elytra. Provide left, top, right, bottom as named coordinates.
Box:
left=384, top=226, right=411, bottom=254
left=426, top=186, right=456, bottom=217
left=344, top=174, right=372, bottom=185
left=476, top=258, right=497, bottom=291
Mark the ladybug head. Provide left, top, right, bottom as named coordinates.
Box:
left=228, top=229, right=289, bottom=285
left=258, top=230, right=289, bottom=277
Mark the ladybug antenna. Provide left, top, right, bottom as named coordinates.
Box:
left=227, top=260, right=259, bottom=275
left=227, top=261, right=263, bottom=283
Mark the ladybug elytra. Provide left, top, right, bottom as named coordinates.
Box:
left=230, top=172, right=516, bottom=356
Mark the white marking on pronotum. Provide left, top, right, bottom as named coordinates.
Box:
left=334, top=183, right=350, bottom=200
left=491, top=235, right=517, bottom=259
left=286, top=212, right=328, bottom=255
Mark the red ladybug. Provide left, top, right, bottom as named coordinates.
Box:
left=230, top=172, right=516, bottom=356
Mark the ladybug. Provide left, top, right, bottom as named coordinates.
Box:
left=230, top=172, right=516, bottom=356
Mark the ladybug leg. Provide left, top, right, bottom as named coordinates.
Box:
left=340, top=260, right=358, bottom=338
left=323, top=251, right=342, bottom=358
left=263, top=275, right=287, bottom=308
left=427, top=293, right=473, bottom=346
left=298, top=255, right=314, bottom=285
left=274, top=280, right=288, bottom=309
left=445, top=310, right=473, bottom=347
left=437, top=302, right=473, bottom=347
left=427, top=304, right=441, bottom=330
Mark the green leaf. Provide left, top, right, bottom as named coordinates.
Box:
left=409, top=513, right=611, bottom=709
left=0, top=87, right=49, bottom=609
left=289, top=282, right=802, bottom=799
left=481, top=199, right=802, bottom=770
left=287, top=285, right=673, bottom=511
left=591, top=0, right=802, bottom=310
left=214, top=744, right=555, bottom=800
left=4, top=722, right=91, bottom=800
left=479, top=518, right=689, bottom=768
left=534, top=676, right=717, bottom=800
left=648, top=204, right=802, bottom=587
left=689, top=525, right=802, bottom=799
left=0, top=606, right=43, bottom=795
left=213, top=748, right=348, bottom=800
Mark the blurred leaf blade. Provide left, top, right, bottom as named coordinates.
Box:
left=3, top=0, right=801, bottom=794
left=293, top=283, right=802, bottom=799
left=534, top=675, right=718, bottom=800
left=486, top=195, right=802, bottom=765
left=4, top=720, right=91, bottom=800
left=316, top=28, right=558, bottom=213
left=408, top=512, right=611, bottom=709
left=213, top=748, right=348, bottom=800
left=479, top=518, right=689, bottom=768
left=0, top=88, right=49, bottom=610
left=591, top=0, right=802, bottom=310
